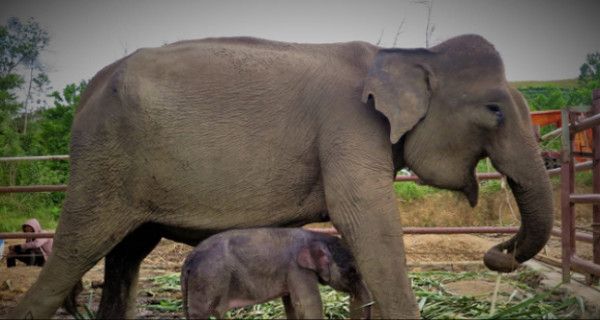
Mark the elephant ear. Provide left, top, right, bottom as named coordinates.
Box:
left=297, top=242, right=331, bottom=282
left=361, top=50, right=436, bottom=143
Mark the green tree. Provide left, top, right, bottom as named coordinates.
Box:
left=0, top=17, right=50, bottom=135
left=41, top=81, right=86, bottom=156
left=578, top=52, right=600, bottom=83
left=526, top=87, right=567, bottom=111
left=0, top=17, right=48, bottom=75
left=519, top=52, right=600, bottom=111
left=20, top=81, right=87, bottom=205
left=0, top=73, right=23, bottom=156
left=0, top=81, right=86, bottom=230
left=574, top=51, right=600, bottom=106
left=0, top=17, right=50, bottom=187
left=0, top=73, right=23, bottom=184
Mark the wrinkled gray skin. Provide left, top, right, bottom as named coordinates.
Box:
left=181, top=228, right=371, bottom=319
left=9, top=34, right=553, bottom=319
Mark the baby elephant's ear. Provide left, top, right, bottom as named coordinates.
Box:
left=297, top=242, right=331, bottom=282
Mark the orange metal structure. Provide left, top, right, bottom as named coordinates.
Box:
left=531, top=110, right=562, bottom=128
left=531, top=110, right=594, bottom=163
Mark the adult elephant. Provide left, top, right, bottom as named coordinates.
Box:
left=9, top=34, right=552, bottom=319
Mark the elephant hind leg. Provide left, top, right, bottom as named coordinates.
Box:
left=62, top=280, right=83, bottom=316
left=8, top=201, right=146, bottom=319
left=96, top=223, right=162, bottom=319
left=8, top=252, right=89, bottom=318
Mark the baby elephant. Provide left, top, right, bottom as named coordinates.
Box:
left=181, top=228, right=372, bottom=319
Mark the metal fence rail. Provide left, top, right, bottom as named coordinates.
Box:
left=0, top=155, right=69, bottom=162
left=561, top=88, right=600, bottom=284
left=0, top=185, right=68, bottom=193
left=0, top=232, right=54, bottom=239
left=306, top=226, right=593, bottom=242
left=1, top=224, right=595, bottom=243
left=2, top=164, right=595, bottom=193
left=0, top=155, right=69, bottom=193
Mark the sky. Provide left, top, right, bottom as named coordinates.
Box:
left=1, top=0, right=600, bottom=94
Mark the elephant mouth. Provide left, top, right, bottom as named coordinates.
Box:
left=461, top=155, right=487, bottom=208
left=414, top=168, right=479, bottom=207
left=461, top=172, right=479, bottom=207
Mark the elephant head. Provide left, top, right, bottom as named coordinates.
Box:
left=362, top=34, right=553, bottom=272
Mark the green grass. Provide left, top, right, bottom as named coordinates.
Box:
left=480, top=180, right=503, bottom=194
left=151, top=273, right=182, bottom=292
left=411, top=271, right=583, bottom=319
left=226, top=287, right=350, bottom=320
left=143, top=270, right=584, bottom=319
left=575, top=171, right=594, bottom=187
left=476, top=159, right=496, bottom=173
left=0, top=160, right=67, bottom=232
left=394, top=182, right=440, bottom=201
left=0, top=193, right=61, bottom=232
left=145, top=273, right=351, bottom=319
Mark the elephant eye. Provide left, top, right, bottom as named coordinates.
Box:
left=486, top=104, right=504, bottom=125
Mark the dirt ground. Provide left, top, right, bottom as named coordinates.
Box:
left=0, top=237, right=190, bottom=318
left=0, top=233, right=538, bottom=318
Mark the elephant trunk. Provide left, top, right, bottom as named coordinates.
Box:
left=484, top=146, right=554, bottom=272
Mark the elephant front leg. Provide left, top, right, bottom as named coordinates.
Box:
left=321, top=158, right=419, bottom=318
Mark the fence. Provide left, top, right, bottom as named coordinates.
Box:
left=2, top=156, right=592, bottom=241
left=1, top=90, right=599, bottom=286
left=560, top=89, right=600, bottom=284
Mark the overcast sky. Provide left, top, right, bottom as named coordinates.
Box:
left=2, top=0, right=599, bottom=93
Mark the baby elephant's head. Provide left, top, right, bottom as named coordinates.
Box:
left=297, top=237, right=371, bottom=311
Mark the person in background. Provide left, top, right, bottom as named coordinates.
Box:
left=0, top=239, right=4, bottom=260
left=6, top=218, right=53, bottom=268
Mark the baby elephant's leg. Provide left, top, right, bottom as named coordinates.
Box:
left=185, top=272, right=229, bottom=319
left=186, top=293, right=224, bottom=319
left=287, top=269, right=323, bottom=319
left=282, top=295, right=297, bottom=319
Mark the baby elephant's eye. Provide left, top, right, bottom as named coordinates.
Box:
left=486, top=104, right=500, bottom=113
left=486, top=104, right=504, bottom=124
